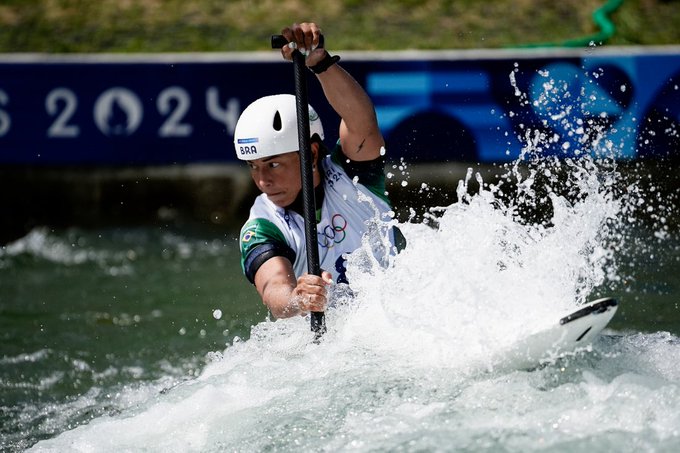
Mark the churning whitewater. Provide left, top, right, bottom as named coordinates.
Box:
left=30, top=148, right=680, bottom=452
left=28, top=66, right=680, bottom=452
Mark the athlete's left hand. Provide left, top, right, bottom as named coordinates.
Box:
left=291, top=270, right=333, bottom=314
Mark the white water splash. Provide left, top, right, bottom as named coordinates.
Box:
left=30, top=149, right=665, bottom=453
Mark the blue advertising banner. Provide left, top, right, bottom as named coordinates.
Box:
left=0, top=48, right=678, bottom=165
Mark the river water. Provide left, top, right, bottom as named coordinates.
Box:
left=2, top=151, right=679, bottom=452
left=3, top=65, right=680, bottom=451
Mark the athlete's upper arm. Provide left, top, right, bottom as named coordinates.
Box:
left=339, top=119, right=385, bottom=162
left=240, top=217, right=295, bottom=283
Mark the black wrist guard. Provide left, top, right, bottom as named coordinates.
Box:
left=309, top=52, right=341, bottom=74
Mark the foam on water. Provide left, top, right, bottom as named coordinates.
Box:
left=27, top=306, right=680, bottom=452
left=29, top=172, right=680, bottom=450
left=26, top=63, right=680, bottom=451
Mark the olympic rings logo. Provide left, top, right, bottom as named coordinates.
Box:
left=318, top=214, right=348, bottom=248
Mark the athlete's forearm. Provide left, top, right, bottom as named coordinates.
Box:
left=261, top=281, right=302, bottom=319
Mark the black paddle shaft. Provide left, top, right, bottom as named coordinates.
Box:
left=271, top=34, right=326, bottom=336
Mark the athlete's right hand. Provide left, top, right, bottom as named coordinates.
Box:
left=291, top=270, right=333, bottom=314
left=280, top=22, right=326, bottom=66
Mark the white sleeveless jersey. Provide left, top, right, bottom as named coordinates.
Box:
left=239, top=147, right=395, bottom=283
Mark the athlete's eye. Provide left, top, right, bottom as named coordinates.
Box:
left=269, top=162, right=280, bottom=169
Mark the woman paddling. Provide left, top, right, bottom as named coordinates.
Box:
left=235, top=22, right=401, bottom=319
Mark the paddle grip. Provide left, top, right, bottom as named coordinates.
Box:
left=271, top=34, right=325, bottom=49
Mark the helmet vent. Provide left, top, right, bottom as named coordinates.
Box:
left=273, top=111, right=282, bottom=131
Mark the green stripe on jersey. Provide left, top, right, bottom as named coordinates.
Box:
left=239, top=218, right=288, bottom=270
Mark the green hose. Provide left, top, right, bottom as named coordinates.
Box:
left=515, top=0, right=624, bottom=48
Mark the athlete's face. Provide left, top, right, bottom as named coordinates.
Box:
left=247, top=151, right=302, bottom=207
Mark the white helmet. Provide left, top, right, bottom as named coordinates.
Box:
left=234, top=94, right=324, bottom=161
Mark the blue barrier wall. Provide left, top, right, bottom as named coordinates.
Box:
left=1, top=48, right=679, bottom=165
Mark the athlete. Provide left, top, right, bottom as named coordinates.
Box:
left=235, top=22, right=399, bottom=319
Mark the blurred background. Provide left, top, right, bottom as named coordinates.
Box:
left=0, top=0, right=679, bottom=242
left=0, top=0, right=678, bottom=52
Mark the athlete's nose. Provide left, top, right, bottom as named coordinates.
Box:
left=255, top=167, right=272, bottom=187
